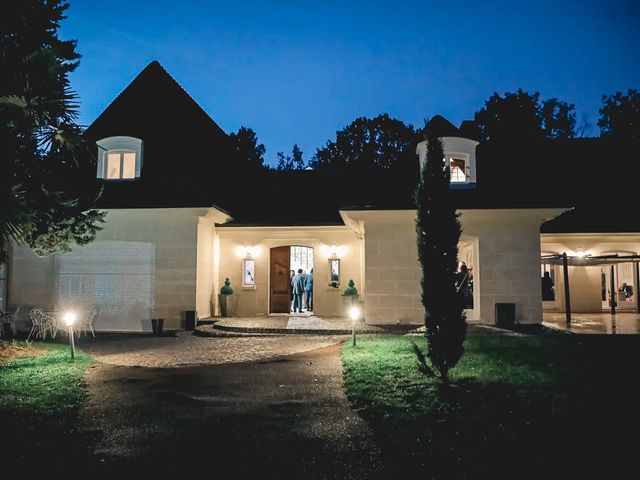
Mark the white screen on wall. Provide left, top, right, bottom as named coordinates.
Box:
left=56, top=241, right=156, bottom=332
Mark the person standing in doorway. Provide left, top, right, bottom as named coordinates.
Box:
left=289, top=269, right=295, bottom=310
left=292, top=269, right=306, bottom=313
left=541, top=271, right=555, bottom=301
left=455, top=263, right=473, bottom=309
left=304, top=268, right=314, bottom=312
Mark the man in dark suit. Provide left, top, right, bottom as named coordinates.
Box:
left=304, top=268, right=314, bottom=312
left=292, top=269, right=306, bottom=313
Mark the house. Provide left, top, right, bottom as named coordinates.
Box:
left=4, top=61, right=639, bottom=332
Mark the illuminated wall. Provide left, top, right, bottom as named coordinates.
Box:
left=56, top=240, right=155, bottom=331
left=8, top=208, right=214, bottom=332
left=215, top=226, right=363, bottom=317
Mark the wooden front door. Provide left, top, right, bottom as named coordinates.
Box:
left=270, top=246, right=291, bottom=313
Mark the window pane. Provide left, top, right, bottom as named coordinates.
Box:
left=106, top=153, right=121, bottom=179
left=122, top=152, right=136, bottom=179
left=450, top=158, right=466, bottom=182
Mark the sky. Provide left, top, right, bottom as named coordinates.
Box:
left=60, top=0, right=640, bottom=167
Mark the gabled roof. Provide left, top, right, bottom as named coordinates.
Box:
left=85, top=61, right=227, bottom=141
left=458, top=120, right=482, bottom=142
left=82, top=63, right=640, bottom=234
left=85, top=61, right=243, bottom=208
left=425, top=115, right=461, bottom=138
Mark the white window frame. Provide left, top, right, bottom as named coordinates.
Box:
left=242, top=258, right=256, bottom=288
left=104, top=150, right=137, bottom=180
left=96, top=136, right=143, bottom=180
left=446, top=152, right=470, bottom=184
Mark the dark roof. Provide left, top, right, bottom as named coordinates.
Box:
left=83, top=63, right=640, bottom=233
left=425, top=115, right=460, bottom=138
left=84, top=61, right=245, bottom=208
left=541, top=208, right=640, bottom=234
left=337, top=137, right=640, bottom=232
left=458, top=120, right=482, bottom=142
left=220, top=170, right=344, bottom=226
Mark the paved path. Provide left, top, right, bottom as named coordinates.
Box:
left=80, top=343, right=385, bottom=478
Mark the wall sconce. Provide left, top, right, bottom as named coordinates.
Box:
left=239, top=245, right=260, bottom=259
left=321, top=244, right=346, bottom=258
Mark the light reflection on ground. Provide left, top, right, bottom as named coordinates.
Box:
left=543, top=312, right=640, bottom=334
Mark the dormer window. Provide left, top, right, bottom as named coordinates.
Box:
left=96, top=136, right=143, bottom=180
left=416, top=136, right=478, bottom=187
left=447, top=154, right=469, bottom=183
left=106, top=151, right=136, bottom=179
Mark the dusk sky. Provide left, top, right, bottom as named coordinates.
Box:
left=60, top=0, right=639, bottom=166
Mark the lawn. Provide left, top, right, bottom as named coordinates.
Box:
left=0, top=340, right=94, bottom=466
left=342, top=334, right=640, bottom=478
left=0, top=341, right=93, bottom=413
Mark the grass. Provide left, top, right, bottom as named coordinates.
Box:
left=342, top=334, right=640, bottom=477
left=0, top=339, right=95, bottom=470
left=0, top=340, right=93, bottom=416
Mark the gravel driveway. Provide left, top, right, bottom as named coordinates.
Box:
left=78, top=331, right=349, bottom=367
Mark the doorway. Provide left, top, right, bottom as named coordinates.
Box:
left=269, top=246, right=314, bottom=314
left=601, top=263, right=636, bottom=311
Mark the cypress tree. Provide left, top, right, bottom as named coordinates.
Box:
left=415, top=131, right=467, bottom=379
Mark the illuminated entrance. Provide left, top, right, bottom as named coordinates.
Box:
left=269, top=246, right=314, bottom=314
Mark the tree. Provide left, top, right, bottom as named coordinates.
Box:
left=415, top=131, right=466, bottom=380
left=275, top=143, right=306, bottom=171
left=229, top=126, right=267, bottom=169
left=541, top=97, right=577, bottom=139
left=473, top=89, right=576, bottom=142
left=309, top=114, right=416, bottom=172
left=0, top=0, right=104, bottom=262
left=598, top=89, right=640, bottom=140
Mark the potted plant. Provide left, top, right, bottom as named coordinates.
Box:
left=342, top=279, right=360, bottom=309
left=218, top=278, right=235, bottom=317
left=343, top=279, right=358, bottom=296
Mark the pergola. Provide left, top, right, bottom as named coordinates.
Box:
left=541, top=253, right=640, bottom=323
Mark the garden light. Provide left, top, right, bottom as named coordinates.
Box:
left=63, top=311, right=76, bottom=327
left=349, top=306, right=360, bottom=346
left=63, top=311, right=76, bottom=359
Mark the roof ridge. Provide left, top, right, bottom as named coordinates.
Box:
left=85, top=60, right=227, bottom=137
left=146, top=61, right=228, bottom=137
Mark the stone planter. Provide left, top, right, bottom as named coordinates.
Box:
left=219, top=294, right=235, bottom=317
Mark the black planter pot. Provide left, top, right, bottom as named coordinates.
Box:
left=151, top=318, right=164, bottom=335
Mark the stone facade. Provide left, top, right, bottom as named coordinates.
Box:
left=8, top=208, right=212, bottom=332
left=214, top=226, right=363, bottom=318
left=342, top=208, right=563, bottom=325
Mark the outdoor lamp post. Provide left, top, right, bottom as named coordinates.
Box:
left=63, top=311, right=76, bottom=359
left=349, top=306, right=360, bottom=346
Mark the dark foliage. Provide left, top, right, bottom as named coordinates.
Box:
left=415, top=131, right=466, bottom=379
left=275, top=143, right=306, bottom=171
left=598, top=89, right=640, bottom=140
left=0, top=0, right=104, bottom=261
left=229, top=126, right=267, bottom=169
left=473, top=89, right=576, bottom=142
left=309, top=114, right=416, bottom=172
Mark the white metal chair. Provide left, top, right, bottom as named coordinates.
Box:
left=76, top=305, right=98, bottom=338
left=27, top=307, right=55, bottom=341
